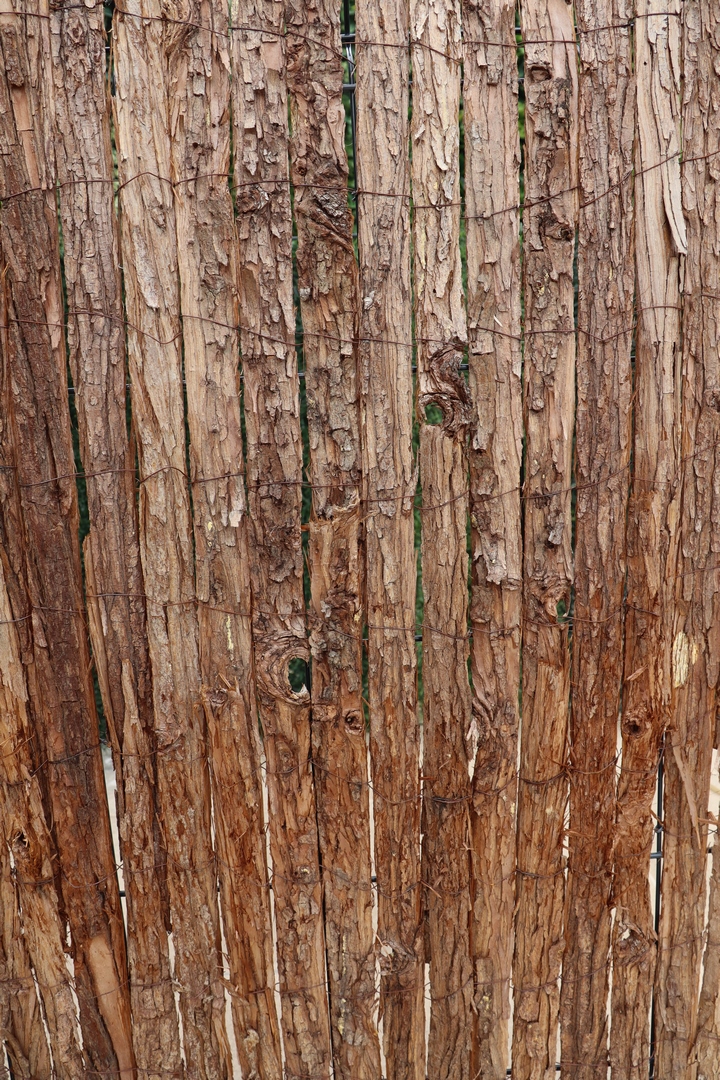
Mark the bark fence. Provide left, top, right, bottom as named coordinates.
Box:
left=0, top=0, right=719, bottom=1077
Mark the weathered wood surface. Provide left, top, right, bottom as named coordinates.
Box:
left=511, top=0, right=577, bottom=1076
left=610, top=0, right=685, bottom=1074
left=231, top=1, right=332, bottom=1074
left=49, top=3, right=182, bottom=1074
left=4, top=2, right=720, bottom=1076
left=169, top=3, right=282, bottom=1076
left=559, top=0, right=634, bottom=1074
left=410, top=0, right=473, bottom=1076
left=0, top=6, right=133, bottom=1074
left=113, top=4, right=232, bottom=1074
left=0, top=284, right=84, bottom=1079
left=462, top=0, right=522, bottom=1072
left=686, top=2, right=720, bottom=1076
left=656, top=0, right=720, bottom=1071
left=355, top=0, right=424, bottom=1076
left=285, top=1, right=379, bottom=1075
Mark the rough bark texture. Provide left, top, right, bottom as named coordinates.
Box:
left=0, top=6, right=133, bottom=1075
left=355, top=2, right=424, bottom=1078
left=284, top=3, right=380, bottom=1076
left=113, top=4, right=232, bottom=1075
left=687, top=5, right=720, bottom=1078
left=168, top=5, right=283, bottom=1077
left=0, top=293, right=84, bottom=1078
left=48, top=5, right=184, bottom=1075
left=512, top=0, right=577, bottom=1076
left=656, top=0, right=720, bottom=1072
left=231, top=3, right=333, bottom=1075
left=695, top=779, right=720, bottom=1079
left=462, top=0, right=522, bottom=1073
left=410, top=0, right=473, bottom=1076
left=559, top=0, right=634, bottom=1075
left=610, top=1, right=685, bottom=1075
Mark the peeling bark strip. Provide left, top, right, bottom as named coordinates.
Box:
left=48, top=4, right=184, bottom=1075
left=113, top=5, right=233, bottom=1076
left=559, top=0, right=634, bottom=1074
left=462, top=0, right=522, bottom=1072
left=656, top=0, right=720, bottom=1071
left=0, top=6, right=133, bottom=1076
left=231, top=3, right=333, bottom=1076
left=410, top=0, right=473, bottom=1076
left=609, top=1, right=684, bottom=1075
left=284, top=2, right=380, bottom=1076
left=512, top=0, right=577, bottom=1076
left=0, top=296, right=84, bottom=1079
left=355, top=0, right=424, bottom=1074
left=168, top=5, right=283, bottom=1077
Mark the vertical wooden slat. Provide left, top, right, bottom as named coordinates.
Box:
left=113, top=5, right=233, bottom=1075
left=686, top=2, right=720, bottom=1075
left=559, top=1, right=634, bottom=1075
left=410, top=0, right=473, bottom=1075
left=609, top=0, right=685, bottom=1074
left=655, top=0, right=720, bottom=1069
left=695, top=772, right=720, bottom=1076
left=462, top=0, right=522, bottom=1073
left=511, top=0, right=577, bottom=1075
left=169, top=4, right=283, bottom=1077
left=48, top=5, right=183, bottom=1075
left=0, top=291, right=83, bottom=1078
left=0, top=5, right=134, bottom=1075
left=355, top=1, right=424, bottom=1076
left=231, top=4, right=333, bottom=1076
left=284, top=2, right=380, bottom=1076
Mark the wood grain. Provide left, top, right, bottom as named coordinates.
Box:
left=511, top=0, right=577, bottom=1075
left=462, top=0, right=522, bottom=1071
left=355, top=0, right=424, bottom=1074
left=559, top=0, right=634, bottom=1073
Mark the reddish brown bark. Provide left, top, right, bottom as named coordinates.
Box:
left=231, top=1, right=333, bottom=1074
left=610, top=0, right=685, bottom=1074
left=0, top=281, right=85, bottom=1080
left=462, top=0, right=522, bottom=1072
left=559, top=0, right=634, bottom=1074
left=410, top=0, right=473, bottom=1075
left=355, top=0, right=424, bottom=1074
left=48, top=3, right=182, bottom=1073
left=0, top=4, right=133, bottom=1074
left=113, top=3, right=233, bottom=1074
left=512, top=0, right=578, bottom=1075
left=167, top=3, right=283, bottom=1075
left=654, top=0, right=720, bottom=1070
left=284, top=2, right=379, bottom=1074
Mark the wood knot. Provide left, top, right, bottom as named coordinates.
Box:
left=419, top=340, right=471, bottom=438
left=255, top=626, right=310, bottom=705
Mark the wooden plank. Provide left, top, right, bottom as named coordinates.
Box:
left=558, top=0, right=634, bottom=1075
left=462, top=0, right=522, bottom=1072
left=355, top=2, right=424, bottom=1076
left=0, top=290, right=84, bottom=1079
left=47, top=4, right=183, bottom=1074
left=511, top=0, right=578, bottom=1074
left=410, top=0, right=473, bottom=1075
left=0, top=5, right=134, bottom=1074
left=167, top=4, right=283, bottom=1077
left=112, top=4, right=233, bottom=1074
left=655, top=0, right=720, bottom=1069
left=686, top=3, right=720, bottom=1076
left=230, top=3, right=333, bottom=1075
left=609, top=0, right=685, bottom=1074
left=284, top=2, right=380, bottom=1076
